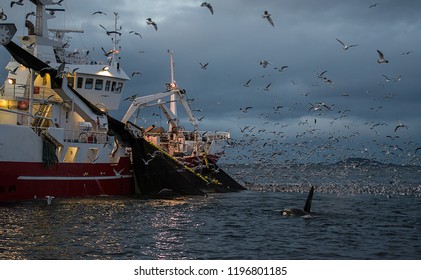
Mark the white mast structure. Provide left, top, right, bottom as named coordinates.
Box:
left=168, top=50, right=177, bottom=132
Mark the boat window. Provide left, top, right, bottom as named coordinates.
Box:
left=88, top=148, right=99, bottom=163
left=63, top=147, right=78, bottom=163
left=116, top=82, right=123, bottom=93
left=111, top=81, right=116, bottom=92
left=77, top=77, right=83, bottom=88
left=105, top=80, right=110, bottom=91
left=95, top=79, right=103, bottom=90
left=68, top=76, right=75, bottom=88
left=85, top=78, right=93, bottom=90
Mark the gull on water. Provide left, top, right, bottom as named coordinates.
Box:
left=45, top=196, right=54, bottom=205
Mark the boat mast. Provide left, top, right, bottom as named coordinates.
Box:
left=110, top=12, right=121, bottom=68
left=168, top=50, right=177, bottom=131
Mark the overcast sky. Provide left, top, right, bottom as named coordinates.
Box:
left=1, top=0, right=420, bottom=164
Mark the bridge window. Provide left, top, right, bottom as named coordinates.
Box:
left=77, top=77, right=83, bottom=88
left=116, top=82, right=123, bottom=93
left=111, top=81, right=116, bottom=92
left=85, top=78, right=93, bottom=90
left=68, top=76, right=74, bottom=88
left=95, top=79, right=103, bottom=90
left=105, top=80, right=110, bottom=91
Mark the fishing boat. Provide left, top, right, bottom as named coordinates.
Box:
left=121, top=50, right=231, bottom=168
left=0, top=0, right=136, bottom=201
left=0, top=0, right=243, bottom=201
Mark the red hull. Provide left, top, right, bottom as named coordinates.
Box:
left=0, top=157, right=134, bottom=202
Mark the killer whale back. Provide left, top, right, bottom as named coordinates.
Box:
left=303, top=186, right=314, bottom=213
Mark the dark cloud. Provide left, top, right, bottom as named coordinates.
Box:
left=1, top=0, right=420, bottom=164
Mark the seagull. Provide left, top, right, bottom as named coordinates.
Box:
left=25, top=11, right=35, bottom=20
left=240, top=106, right=252, bottom=113
left=336, top=38, right=358, bottom=50
left=142, top=158, right=154, bottom=165
left=262, top=10, right=274, bottom=27
left=146, top=18, right=158, bottom=31
left=199, top=62, right=209, bottom=69
left=316, top=70, right=328, bottom=79
left=92, top=11, right=107, bottom=16
left=131, top=71, right=142, bottom=77
left=381, top=74, right=391, bottom=82
left=376, top=49, right=389, bottom=63
left=401, top=51, right=413, bottom=55
left=124, top=94, right=138, bottom=101
left=309, top=102, right=332, bottom=111
left=242, top=78, right=252, bottom=87
left=259, top=60, right=271, bottom=68
left=99, top=24, right=122, bottom=36
left=261, top=82, right=272, bottom=91
left=8, top=66, right=19, bottom=75
left=274, top=65, right=288, bottom=72
left=45, top=196, right=54, bottom=205
left=201, top=2, right=214, bottom=15
left=10, top=0, right=24, bottom=8
left=394, top=121, right=408, bottom=132
left=369, top=3, right=379, bottom=8
left=69, top=68, right=79, bottom=75
left=129, top=31, right=142, bottom=38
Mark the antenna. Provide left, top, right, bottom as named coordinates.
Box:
left=168, top=50, right=177, bottom=123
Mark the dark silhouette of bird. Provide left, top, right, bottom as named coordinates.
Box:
left=146, top=18, right=158, bottom=31
left=25, top=11, right=35, bottom=20
left=262, top=10, right=274, bottom=27
left=10, top=0, right=24, bottom=8
left=201, top=2, right=214, bottom=15
left=99, top=24, right=121, bottom=36
left=92, top=11, right=107, bottom=16
left=377, top=49, right=389, bottom=63
left=394, top=121, right=408, bottom=132
left=242, top=78, right=252, bottom=87
left=129, top=31, right=142, bottom=38
left=199, top=62, right=209, bottom=69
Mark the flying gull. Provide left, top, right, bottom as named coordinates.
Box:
left=262, top=11, right=274, bottom=27
left=10, top=0, right=24, bottom=8
left=201, top=2, right=214, bottom=15
left=376, top=49, right=389, bottom=63
left=336, top=38, right=358, bottom=50
left=146, top=18, right=158, bottom=31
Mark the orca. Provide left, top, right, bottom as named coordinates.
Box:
left=282, top=186, right=314, bottom=216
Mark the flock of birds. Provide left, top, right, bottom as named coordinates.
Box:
left=88, top=1, right=420, bottom=169
left=5, top=1, right=420, bottom=201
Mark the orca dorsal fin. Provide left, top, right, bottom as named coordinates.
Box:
left=303, top=186, right=314, bottom=213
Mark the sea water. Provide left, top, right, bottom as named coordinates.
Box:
left=1, top=162, right=420, bottom=260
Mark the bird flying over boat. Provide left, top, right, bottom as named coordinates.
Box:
left=99, top=24, right=122, bottom=36
left=201, top=2, right=214, bottom=15
left=262, top=10, right=274, bottom=27
left=146, top=18, right=158, bottom=31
